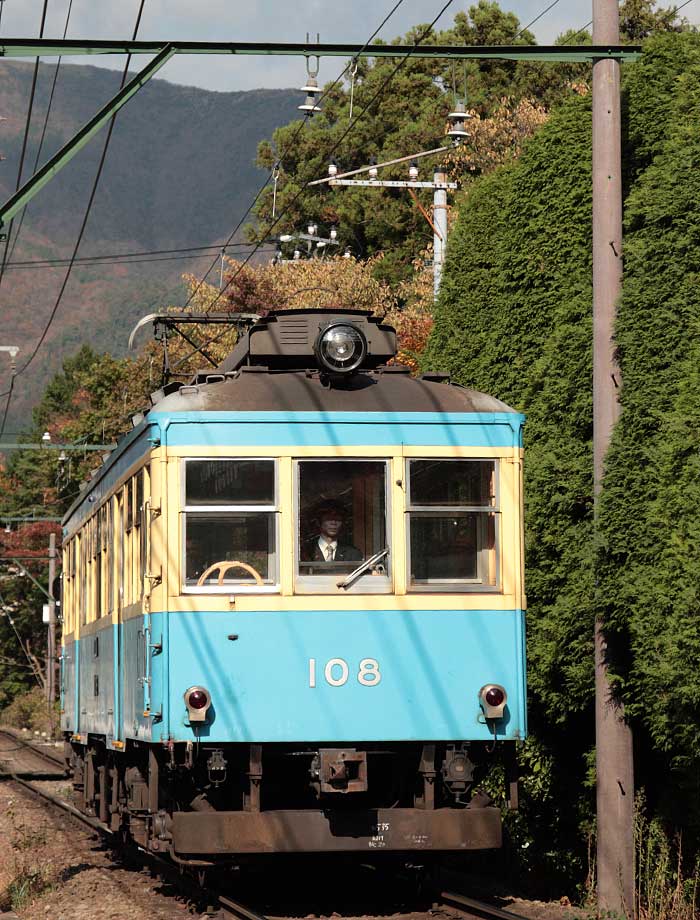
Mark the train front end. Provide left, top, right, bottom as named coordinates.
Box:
left=142, top=310, right=526, bottom=859
left=61, top=308, right=525, bottom=861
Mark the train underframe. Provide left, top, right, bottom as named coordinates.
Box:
left=65, top=737, right=517, bottom=862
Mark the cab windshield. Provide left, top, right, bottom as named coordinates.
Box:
left=296, top=459, right=390, bottom=592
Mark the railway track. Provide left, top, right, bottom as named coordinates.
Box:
left=441, top=889, right=532, bottom=920
left=0, top=726, right=64, bottom=768
left=0, top=732, right=532, bottom=920
left=0, top=727, right=111, bottom=835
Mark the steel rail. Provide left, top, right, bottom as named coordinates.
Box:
left=441, top=890, right=531, bottom=920
left=218, top=895, right=270, bottom=920
left=0, top=727, right=64, bottom=768
left=0, top=760, right=110, bottom=836
left=0, top=738, right=260, bottom=920
left=0, top=39, right=642, bottom=62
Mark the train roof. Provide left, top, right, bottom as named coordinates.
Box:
left=151, top=368, right=516, bottom=415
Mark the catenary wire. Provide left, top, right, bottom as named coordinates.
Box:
left=0, top=0, right=50, bottom=293
left=184, top=0, right=572, bottom=365
left=180, top=0, right=411, bottom=312
left=514, top=0, right=563, bottom=40
left=2, top=0, right=148, bottom=424
left=0, top=375, right=15, bottom=441
left=182, top=0, right=565, bottom=314
left=7, top=0, right=75, bottom=265
left=0, top=588, right=45, bottom=689
left=5, top=249, right=275, bottom=270
left=4, top=241, right=274, bottom=269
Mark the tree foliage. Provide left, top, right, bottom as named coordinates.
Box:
left=425, top=27, right=700, bottom=863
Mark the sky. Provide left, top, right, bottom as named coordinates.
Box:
left=3, top=0, right=696, bottom=94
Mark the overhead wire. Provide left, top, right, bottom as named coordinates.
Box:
left=0, top=588, right=45, bottom=689
left=0, top=0, right=410, bottom=413
left=562, top=0, right=694, bottom=48
left=180, top=0, right=411, bottom=312
left=7, top=249, right=275, bottom=270
left=0, top=375, right=15, bottom=440
left=513, top=0, right=564, bottom=40
left=3, top=240, right=275, bottom=270
left=664, top=0, right=697, bottom=17
left=0, top=0, right=50, bottom=293
left=0, top=0, right=149, bottom=435
left=7, top=0, right=75, bottom=265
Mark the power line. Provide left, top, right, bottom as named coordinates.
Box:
left=9, top=248, right=275, bottom=270
left=7, top=0, right=75, bottom=265
left=0, top=588, right=45, bottom=689
left=515, top=0, right=564, bottom=39
left=182, top=0, right=579, bottom=365
left=3, top=240, right=274, bottom=270
left=665, top=0, right=697, bottom=17
left=183, top=0, right=559, bottom=328
left=0, top=0, right=50, bottom=293
left=7, top=0, right=148, bottom=394
left=0, top=374, right=14, bottom=440
left=174, top=0, right=457, bottom=367
left=180, top=0, right=411, bottom=312
left=187, top=0, right=564, bottom=335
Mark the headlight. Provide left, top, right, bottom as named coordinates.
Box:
left=315, top=323, right=367, bottom=374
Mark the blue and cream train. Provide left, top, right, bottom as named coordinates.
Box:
left=60, top=308, right=526, bottom=860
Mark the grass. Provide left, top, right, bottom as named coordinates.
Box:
left=636, top=793, right=699, bottom=920
left=0, top=821, right=56, bottom=911
left=582, top=793, right=699, bottom=920
left=0, top=864, right=56, bottom=911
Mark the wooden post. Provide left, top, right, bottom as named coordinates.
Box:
left=592, top=0, right=635, bottom=914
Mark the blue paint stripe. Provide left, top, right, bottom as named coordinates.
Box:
left=150, top=607, right=526, bottom=744
left=155, top=411, right=525, bottom=449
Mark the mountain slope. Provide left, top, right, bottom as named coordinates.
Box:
left=0, top=61, right=298, bottom=426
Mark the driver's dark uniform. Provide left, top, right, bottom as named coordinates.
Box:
left=301, top=539, right=362, bottom=562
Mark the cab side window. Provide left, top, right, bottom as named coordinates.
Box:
left=407, top=459, right=498, bottom=590
left=183, top=459, right=278, bottom=589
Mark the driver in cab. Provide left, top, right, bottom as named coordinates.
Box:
left=302, top=500, right=362, bottom=563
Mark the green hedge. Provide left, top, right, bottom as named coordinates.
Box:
left=425, top=30, right=700, bottom=856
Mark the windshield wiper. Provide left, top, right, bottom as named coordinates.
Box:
left=337, top=547, right=389, bottom=590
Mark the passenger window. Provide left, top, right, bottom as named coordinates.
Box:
left=183, top=459, right=277, bottom=590
left=407, top=459, right=498, bottom=590
left=296, top=459, right=390, bottom=593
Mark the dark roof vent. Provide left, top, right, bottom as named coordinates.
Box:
left=420, top=371, right=451, bottom=384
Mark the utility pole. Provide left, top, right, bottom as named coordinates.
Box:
left=311, top=149, right=458, bottom=301
left=47, top=531, right=57, bottom=704
left=433, top=165, right=448, bottom=300
left=592, top=0, right=635, bottom=915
